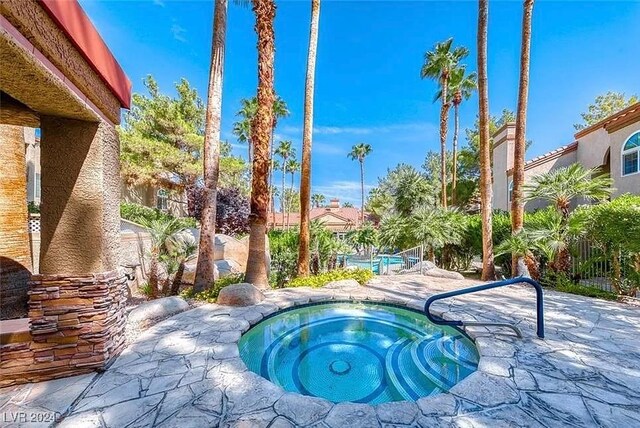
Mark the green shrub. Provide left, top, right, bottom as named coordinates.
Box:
left=268, top=230, right=300, bottom=288
left=139, top=282, right=153, bottom=297
left=288, top=269, right=373, bottom=288
left=554, top=283, right=618, bottom=301
left=181, top=273, right=245, bottom=302
left=27, top=201, right=40, bottom=214
left=121, top=203, right=197, bottom=229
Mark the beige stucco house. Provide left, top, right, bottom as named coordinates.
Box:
left=24, top=133, right=188, bottom=217
left=492, top=102, right=640, bottom=212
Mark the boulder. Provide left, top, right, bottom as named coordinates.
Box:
left=128, top=296, right=189, bottom=327
left=424, top=268, right=465, bottom=280
left=216, top=235, right=249, bottom=270
left=323, top=279, right=360, bottom=289
left=181, top=258, right=220, bottom=284
left=217, top=283, right=265, bottom=307
left=214, top=259, right=242, bottom=277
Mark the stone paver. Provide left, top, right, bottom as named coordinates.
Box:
left=1, top=275, right=639, bottom=427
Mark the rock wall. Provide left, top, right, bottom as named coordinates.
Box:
left=0, top=270, right=127, bottom=387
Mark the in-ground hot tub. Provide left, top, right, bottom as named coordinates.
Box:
left=238, top=302, right=479, bottom=404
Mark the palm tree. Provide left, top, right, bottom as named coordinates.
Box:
left=421, top=38, right=469, bottom=208
left=477, top=0, right=496, bottom=280
left=194, top=0, right=227, bottom=292
left=232, top=97, right=258, bottom=165
left=170, top=237, right=198, bottom=295
left=275, top=140, right=295, bottom=228
left=446, top=67, right=477, bottom=206
left=245, top=0, right=276, bottom=288
left=511, top=0, right=535, bottom=277
left=297, top=0, right=321, bottom=277
left=524, top=164, right=613, bottom=272
left=311, top=193, right=326, bottom=208
left=495, top=232, right=539, bottom=280
left=139, top=218, right=186, bottom=298
left=348, top=143, right=372, bottom=224
left=286, top=158, right=300, bottom=229
left=270, top=159, right=281, bottom=228
left=269, top=97, right=289, bottom=229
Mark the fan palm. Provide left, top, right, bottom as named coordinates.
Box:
left=232, top=98, right=258, bottom=164
left=348, top=143, right=372, bottom=223
left=525, top=165, right=611, bottom=272
left=286, top=158, right=300, bottom=229
left=298, top=0, right=321, bottom=277
left=269, top=97, right=289, bottom=228
left=495, top=232, right=539, bottom=279
left=436, top=67, right=477, bottom=206
left=194, top=0, right=227, bottom=292
left=311, top=193, right=326, bottom=208
left=245, top=0, right=276, bottom=288
left=421, top=38, right=469, bottom=208
left=139, top=218, right=187, bottom=298
left=275, top=141, right=295, bottom=227
left=511, top=0, right=535, bottom=277
left=477, top=0, right=496, bottom=280
left=524, top=164, right=613, bottom=220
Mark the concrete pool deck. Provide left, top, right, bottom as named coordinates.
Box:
left=1, top=275, right=639, bottom=427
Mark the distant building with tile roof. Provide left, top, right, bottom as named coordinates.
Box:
left=271, top=198, right=366, bottom=237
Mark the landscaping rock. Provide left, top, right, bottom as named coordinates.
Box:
left=181, top=259, right=219, bottom=284
left=217, top=283, right=265, bottom=307
left=424, top=268, right=465, bottom=280
left=127, top=296, right=189, bottom=327
left=323, top=279, right=360, bottom=289
left=215, top=235, right=249, bottom=270
left=214, top=259, right=242, bottom=277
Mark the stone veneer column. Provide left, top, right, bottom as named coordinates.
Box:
left=1, top=117, right=128, bottom=385
left=0, top=124, right=32, bottom=319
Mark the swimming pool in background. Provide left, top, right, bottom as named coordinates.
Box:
left=238, top=302, right=479, bottom=404
left=340, top=254, right=418, bottom=274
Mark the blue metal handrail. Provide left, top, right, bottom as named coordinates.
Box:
left=423, top=277, right=544, bottom=339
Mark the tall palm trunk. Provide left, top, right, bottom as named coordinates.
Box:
left=478, top=0, right=496, bottom=281
left=194, top=0, right=227, bottom=292
left=439, top=77, right=449, bottom=208
left=281, top=158, right=286, bottom=229
left=298, top=0, right=320, bottom=276
left=359, top=159, right=365, bottom=223
left=452, top=102, right=460, bottom=206
left=245, top=0, right=276, bottom=288
left=269, top=131, right=274, bottom=229
left=511, top=0, right=534, bottom=277
left=171, top=260, right=186, bottom=295
left=148, top=252, right=159, bottom=298
left=287, top=171, right=294, bottom=229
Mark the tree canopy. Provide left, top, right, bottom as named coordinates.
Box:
left=574, top=92, right=639, bottom=130
left=119, top=76, right=250, bottom=216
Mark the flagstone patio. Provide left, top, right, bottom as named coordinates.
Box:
left=1, top=275, right=639, bottom=427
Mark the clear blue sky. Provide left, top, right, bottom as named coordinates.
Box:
left=80, top=0, right=640, bottom=204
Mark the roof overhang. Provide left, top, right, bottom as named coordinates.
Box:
left=39, top=0, right=131, bottom=109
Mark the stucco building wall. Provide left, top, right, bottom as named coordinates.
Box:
left=492, top=124, right=516, bottom=212
left=521, top=150, right=578, bottom=211
left=608, top=121, right=640, bottom=197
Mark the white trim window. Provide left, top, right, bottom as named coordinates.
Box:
left=622, top=131, right=640, bottom=176
left=35, top=173, right=41, bottom=199
left=507, top=179, right=514, bottom=203
left=156, top=189, right=168, bottom=211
